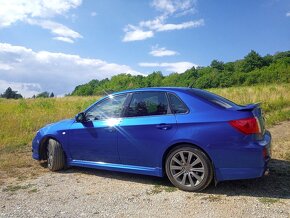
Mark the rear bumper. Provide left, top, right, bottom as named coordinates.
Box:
left=215, top=131, right=271, bottom=181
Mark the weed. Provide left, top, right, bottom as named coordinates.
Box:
left=147, top=185, right=163, bottom=195
left=2, top=184, right=32, bottom=192
left=146, top=184, right=177, bottom=195
left=163, top=186, right=178, bottom=192
left=201, top=195, right=223, bottom=202
left=28, top=188, right=38, bottom=193
left=258, top=197, right=280, bottom=204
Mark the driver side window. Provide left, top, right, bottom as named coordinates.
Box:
left=86, top=94, right=127, bottom=121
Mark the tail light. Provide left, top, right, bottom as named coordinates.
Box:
left=262, top=147, right=268, bottom=159
left=229, top=117, right=261, bottom=134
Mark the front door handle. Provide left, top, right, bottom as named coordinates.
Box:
left=156, top=124, right=172, bottom=130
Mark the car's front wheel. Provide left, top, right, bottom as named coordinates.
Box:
left=165, top=145, right=213, bottom=191
left=47, top=139, right=65, bottom=171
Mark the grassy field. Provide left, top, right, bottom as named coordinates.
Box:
left=0, top=83, right=290, bottom=183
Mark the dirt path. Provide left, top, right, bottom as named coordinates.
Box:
left=1, top=122, right=290, bottom=217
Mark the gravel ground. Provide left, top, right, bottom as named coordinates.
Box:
left=1, top=122, right=290, bottom=218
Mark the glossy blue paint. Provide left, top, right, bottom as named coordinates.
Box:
left=32, top=87, right=271, bottom=182
left=68, top=120, right=119, bottom=163
left=69, top=160, right=162, bottom=176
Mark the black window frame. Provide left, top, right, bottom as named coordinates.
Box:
left=167, top=92, right=190, bottom=114
left=123, top=91, right=173, bottom=118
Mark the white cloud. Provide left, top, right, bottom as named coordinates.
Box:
left=156, top=19, right=204, bottom=31
left=150, top=45, right=178, bottom=57
left=123, top=0, right=203, bottom=42
left=286, top=12, right=290, bottom=17
left=0, top=43, right=141, bottom=97
left=0, top=0, right=82, bottom=43
left=91, top=12, right=97, bottom=17
left=123, top=25, right=154, bottom=42
left=0, top=63, right=13, bottom=71
left=53, top=37, right=74, bottom=43
left=0, top=0, right=82, bottom=27
left=140, top=16, right=204, bottom=32
left=139, top=61, right=197, bottom=73
left=151, top=0, right=197, bottom=15
left=26, top=19, right=82, bottom=43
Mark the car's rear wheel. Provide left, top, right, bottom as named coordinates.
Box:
left=47, top=139, right=65, bottom=171
left=165, top=145, right=213, bottom=191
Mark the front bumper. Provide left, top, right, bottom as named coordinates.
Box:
left=32, top=131, right=42, bottom=160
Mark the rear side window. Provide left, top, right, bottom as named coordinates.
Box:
left=125, top=92, right=169, bottom=117
left=168, top=93, right=188, bottom=114
left=188, top=89, right=238, bottom=109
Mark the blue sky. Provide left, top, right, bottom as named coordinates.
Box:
left=0, top=0, right=289, bottom=97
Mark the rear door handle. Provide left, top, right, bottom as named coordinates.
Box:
left=156, top=124, right=172, bottom=130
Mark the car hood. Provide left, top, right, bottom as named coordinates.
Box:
left=40, top=118, right=75, bottom=134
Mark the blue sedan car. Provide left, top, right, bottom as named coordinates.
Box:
left=32, top=87, right=271, bottom=191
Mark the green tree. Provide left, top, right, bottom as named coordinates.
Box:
left=1, top=87, right=23, bottom=99
left=36, top=91, right=50, bottom=98
left=145, top=71, right=164, bottom=87
left=242, top=50, right=265, bottom=72
left=210, top=60, right=224, bottom=71
left=50, top=92, right=55, bottom=98
left=69, top=49, right=290, bottom=96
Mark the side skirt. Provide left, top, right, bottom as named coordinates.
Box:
left=68, top=160, right=163, bottom=177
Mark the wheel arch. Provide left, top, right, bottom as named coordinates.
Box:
left=162, top=142, right=215, bottom=176
left=39, top=135, right=62, bottom=160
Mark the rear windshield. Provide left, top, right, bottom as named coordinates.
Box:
left=188, top=89, right=239, bottom=109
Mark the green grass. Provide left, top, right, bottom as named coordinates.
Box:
left=0, top=83, right=289, bottom=181
left=201, top=195, right=223, bottom=202
left=2, top=184, right=32, bottom=192
left=146, top=184, right=178, bottom=195
left=258, top=197, right=280, bottom=204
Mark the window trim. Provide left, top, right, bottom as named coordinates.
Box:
left=123, top=91, right=172, bottom=118
left=167, top=92, right=190, bottom=115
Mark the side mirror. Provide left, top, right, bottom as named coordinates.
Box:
left=75, top=112, right=86, bottom=123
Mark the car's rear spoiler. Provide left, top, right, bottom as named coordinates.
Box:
left=236, top=103, right=261, bottom=111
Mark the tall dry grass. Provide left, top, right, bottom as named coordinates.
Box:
left=210, top=83, right=290, bottom=126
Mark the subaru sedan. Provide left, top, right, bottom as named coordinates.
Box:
left=32, top=87, right=271, bottom=191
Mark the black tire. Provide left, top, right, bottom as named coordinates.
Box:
left=47, top=139, right=65, bottom=171
left=165, top=145, right=213, bottom=192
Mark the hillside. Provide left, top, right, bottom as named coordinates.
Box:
left=71, top=50, right=290, bottom=96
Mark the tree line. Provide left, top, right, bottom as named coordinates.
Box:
left=71, top=50, right=290, bottom=96
left=0, top=88, right=54, bottom=99
left=1, top=50, right=289, bottom=99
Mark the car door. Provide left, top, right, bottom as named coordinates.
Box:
left=68, top=94, right=128, bottom=163
left=118, top=91, right=177, bottom=168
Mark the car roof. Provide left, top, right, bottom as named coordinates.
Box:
left=112, top=87, right=194, bottom=95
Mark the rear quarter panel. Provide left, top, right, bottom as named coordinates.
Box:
left=169, top=91, right=265, bottom=170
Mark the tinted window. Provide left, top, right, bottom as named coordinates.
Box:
left=188, top=89, right=238, bottom=109
left=168, top=93, right=188, bottom=114
left=86, top=94, right=127, bottom=120
left=125, top=92, right=169, bottom=117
